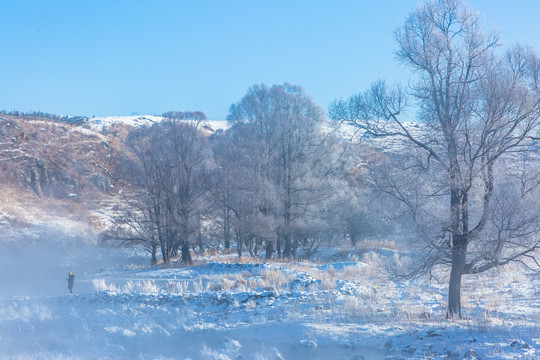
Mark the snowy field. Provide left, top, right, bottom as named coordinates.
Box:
left=0, top=236, right=538, bottom=360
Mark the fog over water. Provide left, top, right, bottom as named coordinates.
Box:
left=0, top=227, right=146, bottom=297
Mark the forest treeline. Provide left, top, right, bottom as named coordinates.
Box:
left=0, top=110, right=88, bottom=124
left=108, top=83, right=380, bottom=264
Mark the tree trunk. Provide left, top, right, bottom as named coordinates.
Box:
left=181, top=242, right=192, bottom=264
left=447, top=239, right=467, bottom=318
left=171, top=236, right=178, bottom=258
left=158, top=234, right=169, bottom=264
left=292, top=238, right=298, bottom=259
left=224, top=208, right=231, bottom=250
left=282, top=164, right=293, bottom=258
left=247, top=236, right=254, bottom=257
left=265, top=240, right=273, bottom=260
left=253, top=238, right=259, bottom=257
left=447, top=168, right=466, bottom=318
left=236, top=231, right=243, bottom=259
left=160, top=244, right=169, bottom=264
left=283, top=234, right=292, bottom=259
left=350, top=233, right=357, bottom=247
left=156, top=215, right=169, bottom=264
left=348, top=224, right=358, bottom=246
left=151, top=244, right=158, bottom=265
left=197, top=230, right=204, bottom=252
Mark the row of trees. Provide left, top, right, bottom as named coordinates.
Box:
left=109, top=84, right=378, bottom=265
left=162, top=110, right=207, bottom=121
left=0, top=110, right=88, bottom=124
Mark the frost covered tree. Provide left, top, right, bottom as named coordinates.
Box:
left=114, top=120, right=214, bottom=264
left=228, top=83, right=338, bottom=259
left=163, top=120, right=215, bottom=263
left=209, top=130, right=235, bottom=251
left=332, top=186, right=375, bottom=247
left=109, top=124, right=174, bottom=264
left=211, top=124, right=279, bottom=259
left=330, top=0, right=540, bottom=318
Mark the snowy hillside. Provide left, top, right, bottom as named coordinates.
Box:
left=87, top=115, right=229, bottom=134
left=333, top=120, right=427, bottom=155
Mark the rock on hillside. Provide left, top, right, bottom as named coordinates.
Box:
left=0, top=116, right=123, bottom=200
left=0, top=115, right=133, bottom=236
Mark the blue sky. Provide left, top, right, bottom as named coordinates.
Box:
left=1, top=0, right=540, bottom=120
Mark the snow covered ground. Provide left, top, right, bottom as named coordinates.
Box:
left=0, top=238, right=538, bottom=359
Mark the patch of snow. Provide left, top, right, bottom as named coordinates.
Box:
left=86, top=115, right=229, bottom=134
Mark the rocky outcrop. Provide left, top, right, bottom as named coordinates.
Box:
left=0, top=116, right=122, bottom=200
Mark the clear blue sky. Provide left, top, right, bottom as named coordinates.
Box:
left=1, top=0, right=540, bottom=120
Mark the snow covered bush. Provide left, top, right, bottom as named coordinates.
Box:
left=360, top=252, right=387, bottom=280
left=208, top=274, right=249, bottom=292
left=343, top=296, right=361, bottom=313
left=124, top=280, right=160, bottom=294
left=165, top=280, right=189, bottom=293
left=320, top=278, right=337, bottom=290
left=343, top=265, right=360, bottom=280
left=254, top=268, right=294, bottom=290
left=92, top=278, right=113, bottom=292
left=92, top=279, right=160, bottom=293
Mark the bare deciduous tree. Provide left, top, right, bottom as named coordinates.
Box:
left=112, top=120, right=214, bottom=264
left=330, top=0, right=540, bottom=318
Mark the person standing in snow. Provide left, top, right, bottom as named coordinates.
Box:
left=67, top=272, right=75, bottom=294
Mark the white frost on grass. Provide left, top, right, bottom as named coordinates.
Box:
left=105, top=326, right=136, bottom=337
left=0, top=247, right=538, bottom=359
left=92, top=278, right=161, bottom=294
left=0, top=302, right=52, bottom=321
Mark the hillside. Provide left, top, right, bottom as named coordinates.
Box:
left=0, top=115, right=228, bottom=239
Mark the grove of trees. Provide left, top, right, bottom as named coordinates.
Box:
left=110, top=83, right=367, bottom=264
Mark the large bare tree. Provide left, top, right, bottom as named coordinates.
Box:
left=330, top=0, right=540, bottom=317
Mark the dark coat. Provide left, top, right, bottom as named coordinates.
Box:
left=67, top=274, right=75, bottom=293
